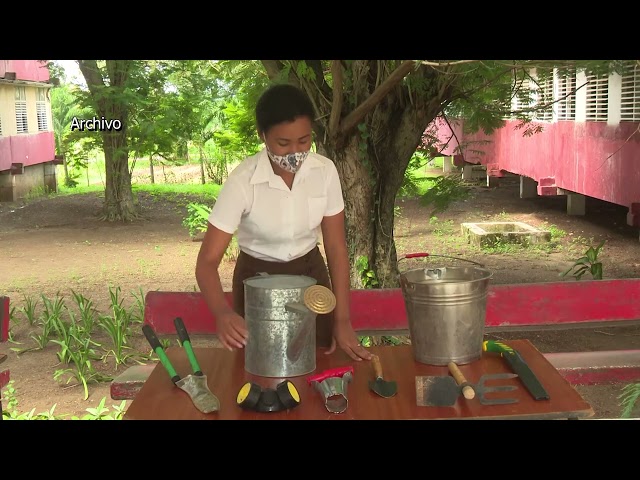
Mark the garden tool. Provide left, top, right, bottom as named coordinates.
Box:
left=368, top=354, right=397, bottom=398
left=483, top=340, right=550, bottom=401
left=307, top=366, right=353, bottom=413
left=142, top=319, right=220, bottom=414
left=236, top=380, right=301, bottom=412
left=448, top=362, right=476, bottom=400
left=286, top=285, right=337, bottom=362
left=415, top=370, right=520, bottom=406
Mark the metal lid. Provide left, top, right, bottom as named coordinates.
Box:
left=243, top=274, right=317, bottom=289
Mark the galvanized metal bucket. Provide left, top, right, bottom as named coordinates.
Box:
left=398, top=253, right=493, bottom=366
left=243, top=273, right=318, bottom=378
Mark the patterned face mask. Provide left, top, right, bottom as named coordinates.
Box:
left=264, top=141, right=309, bottom=174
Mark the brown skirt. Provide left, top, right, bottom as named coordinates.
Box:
left=232, top=246, right=334, bottom=348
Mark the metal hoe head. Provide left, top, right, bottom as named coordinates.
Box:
left=475, top=373, right=519, bottom=405
left=176, top=374, right=220, bottom=413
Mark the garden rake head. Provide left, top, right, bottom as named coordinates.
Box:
left=475, top=373, right=520, bottom=405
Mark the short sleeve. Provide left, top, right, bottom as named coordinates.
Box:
left=324, top=161, right=345, bottom=217
left=208, top=178, right=247, bottom=234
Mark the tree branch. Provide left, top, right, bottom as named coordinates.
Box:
left=261, top=60, right=286, bottom=81
left=328, top=60, right=343, bottom=138
left=338, top=60, right=418, bottom=138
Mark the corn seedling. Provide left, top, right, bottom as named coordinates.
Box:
left=98, top=286, right=149, bottom=368
left=19, top=294, right=39, bottom=326
left=8, top=304, right=21, bottom=344
left=130, top=287, right=145, bottom=324
left=70, top=290, right=97, bottom=335
left=53, top=334, right=113, bottom=400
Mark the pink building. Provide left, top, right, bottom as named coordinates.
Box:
left=0, top=60, right=58, bottom=202
left=431, top=63, right=640, bottom=239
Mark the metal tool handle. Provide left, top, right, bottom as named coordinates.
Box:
left=447, top=362, right=475, bottom=399
left=307, top=366, right=354, bottom=385
left=142, top=324, right=180, bottom=384
left=174, top=317, right=203, bottom=376
left=398, top=252, right=485, bottom=267
left=372, top=355, right=384, bottom=379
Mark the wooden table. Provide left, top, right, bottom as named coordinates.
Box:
left=123, top=340, right=595, bottom=420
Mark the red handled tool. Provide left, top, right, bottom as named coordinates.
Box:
left=307, top=366, right=354, bottom=414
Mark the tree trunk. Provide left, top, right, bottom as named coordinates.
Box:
left=62, top=154, right=70, bottom=185
left=320, top=106, right=433, bottom=289
left=103, top=129, right=136, bottom=221
left=321, top=136, right=376, bottom=288
left=149, top=154, right=155, bottom=184
left=199, top=145, right=206, bottom=185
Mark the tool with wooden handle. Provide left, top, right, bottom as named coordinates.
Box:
left=448, top=362, right=475, bottom=400
left=368, top=355, right=398, bottom=398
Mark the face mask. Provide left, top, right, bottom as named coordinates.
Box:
left=263, top=136, right=309, bottom=174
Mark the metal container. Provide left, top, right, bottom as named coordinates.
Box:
left=399, top=265, right=493, bottom=365
left=243, top=274, right=318, bottom=377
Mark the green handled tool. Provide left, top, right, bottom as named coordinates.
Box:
left=142, top=320, right=220, bottom=413
left=483, top=340, right=550, bottom=401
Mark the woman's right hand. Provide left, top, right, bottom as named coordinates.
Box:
left=216, top=310, right=249, bottom=350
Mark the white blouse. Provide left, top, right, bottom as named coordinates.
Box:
left=208, top=148, right=345, bottom=262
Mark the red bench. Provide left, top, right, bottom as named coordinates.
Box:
left=143, top=279, right=640, bottom=335
left=108, top=279, right=640, bottom=400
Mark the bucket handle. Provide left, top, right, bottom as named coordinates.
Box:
left=398, top=252, right=485, bottom=268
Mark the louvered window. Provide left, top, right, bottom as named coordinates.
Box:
left=534, top=76, right=554, bottom=121
left=36, top=88, right=48, bottom=131
left=585, top=73, right=608, bottom=122
left=556, top=70, right=577, bottom=120
left=15, top=87, right=28, bottom=133
left=620, top=62, right=640, bottom=122
left=512, top=78, right=534, bottom=120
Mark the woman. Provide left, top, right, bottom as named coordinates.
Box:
left=195, top=83, right=372, bottom=362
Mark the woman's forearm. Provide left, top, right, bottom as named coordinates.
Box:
left=196, top=256, right=234, bottom=318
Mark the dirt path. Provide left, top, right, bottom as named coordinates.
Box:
left=1, top=171, right=639, bottom=419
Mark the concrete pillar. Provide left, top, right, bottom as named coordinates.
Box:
left=567, top=193, right=586, bottom=216
left=487, top=176, right=500, bottom=188
left=442, top=156, right=452, bottom=174
left=43, top=162, right=58, bottom=194
left=462, top=165, right=473, bottom=181
left=0, top=174, right=16, bottom=202
left=462, top=164, right=487, bottom=182
left=520, top=176, right=538, bottom=198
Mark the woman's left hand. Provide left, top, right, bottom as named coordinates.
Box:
left=325, top=322, right=373, bottom=361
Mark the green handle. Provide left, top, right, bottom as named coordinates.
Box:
left=142, top=324, right=180, bottom=383
left=483, top=340, right=514, bottom=355
left=174, top=317, right=203, bottom=375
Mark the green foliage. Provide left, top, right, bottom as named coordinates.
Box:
left=12, top=286, right=152, bottom=401
left=355, top=255, right=379, bottom=288
left=618, top=383, right=640, bottom=418
left=560, top=240, right=605, bottom=280
left=419, top=174, right=471, bottom=217
left=182, top=202, right=213, bottom=237
left=2, top=381, right=126, bottom=420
